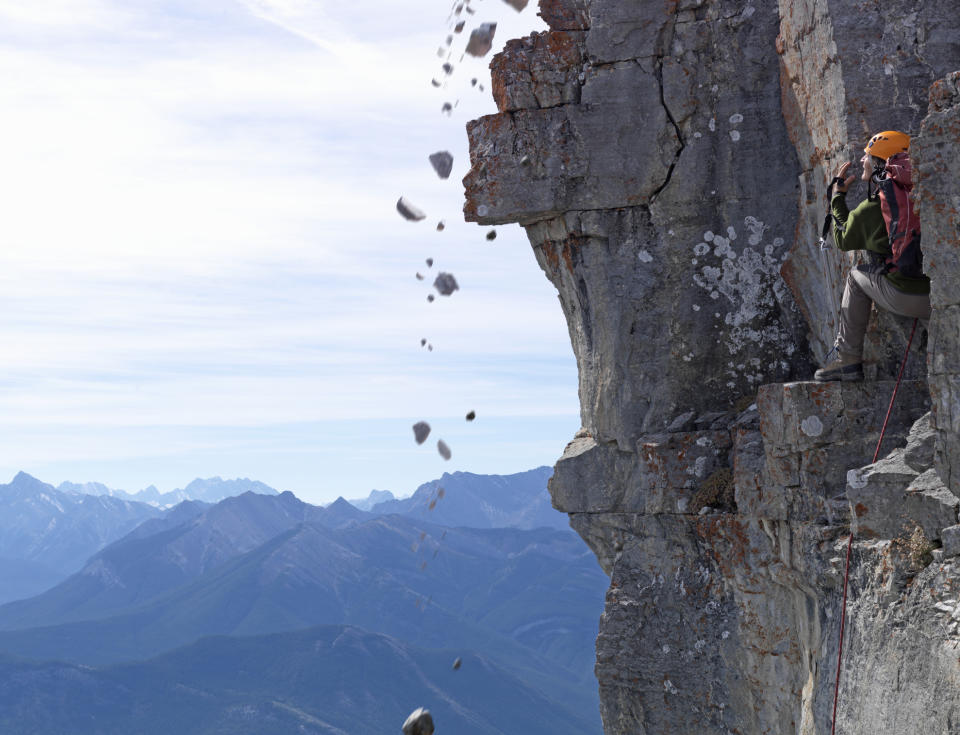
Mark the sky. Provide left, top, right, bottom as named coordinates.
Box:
left=0, top=0, right=581, bottom=504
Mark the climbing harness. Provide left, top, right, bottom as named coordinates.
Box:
left=830, top=317, right=919, bottom=735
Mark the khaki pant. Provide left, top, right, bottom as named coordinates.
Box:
left=836, top=265, right=931, bottom=357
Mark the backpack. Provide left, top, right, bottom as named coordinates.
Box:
left=872, top=152, right=924, bottom=278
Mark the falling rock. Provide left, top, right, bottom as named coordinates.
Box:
left=396, top=197, right=426, bottom=222
left=429, top=151, right=454, bottom=179
left=437, top=440, right=452, bottom=460
left=502, top=0, right=528, bottom=9
left=436, top=220, right=445, bottom=231
left=466, top=23, right=497, bottom=58
left=421, top=338, right=427, bottom=346
left=442, top=62, right=454, bottom=75
left=433, top=272, right=459, bottom=296
left=453, top=656, right=463, bottom=670
left=415, top=272, right=424, bottom=280
left=441, top=102, right=453, bottom=115
left=402, top=708, right=435, bottom=735
left=466, top=410, right=476, bottom=421
left=431, top=78, right=441, bottom=87
left=455, top=20, right=465, bottom=32
left=412, top=421, right=431, bottom=445
left=471, top=77, right=477, bottom=86
left=486, top=229, right=497, bottom=240
left=426, top=257, right=434, bottom=267
left=427, top=294, right=435, bottom=303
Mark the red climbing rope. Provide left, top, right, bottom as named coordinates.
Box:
left=830, top=317, right=919, bottom=735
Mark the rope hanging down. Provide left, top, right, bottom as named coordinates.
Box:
left=830, top=317, right=919, bottom=735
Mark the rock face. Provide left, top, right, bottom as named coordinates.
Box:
left=464, top=1, right=960, bottom=733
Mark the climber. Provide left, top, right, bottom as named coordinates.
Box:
left=814, top=130, right=931, bottom=382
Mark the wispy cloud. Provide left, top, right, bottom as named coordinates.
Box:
left=0, top=0, right=568, bottom=500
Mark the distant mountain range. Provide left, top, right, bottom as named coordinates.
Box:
left=0, top=625, right=601, bottom=735
left=58, top=476, right=280, bottom=507
left=0, top=466, right=605, bottom=732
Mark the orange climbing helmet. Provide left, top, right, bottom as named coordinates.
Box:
left=864, top=130, right=910, bottom=160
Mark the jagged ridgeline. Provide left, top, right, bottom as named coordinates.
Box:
left=464, top=1, right=960, bottom=733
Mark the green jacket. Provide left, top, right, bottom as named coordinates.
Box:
left=831, top=193, right=930, bottom=295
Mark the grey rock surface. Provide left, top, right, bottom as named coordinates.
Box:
left=464, top=0, right=960, bottom=733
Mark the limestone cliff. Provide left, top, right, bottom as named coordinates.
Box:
left=464, top=2, right=960, bottom=733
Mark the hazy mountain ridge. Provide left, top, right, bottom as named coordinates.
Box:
left=0, top=472, right=162, bottom=603
left=58, top=476, right=280, bottom=507
left=368, top=467, right=566, bottom=530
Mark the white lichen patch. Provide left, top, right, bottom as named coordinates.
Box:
left=664, top=679, right=679, bottom=694
left=638, top=249, right=653, bottom=263
left=694, top=242, right=710, bottom=256
left=730, top=130, right=741, bottom=142
left=800, top=415, right=824, bottom=437
left=704, top=230, right=715, bottom=242
left=846, top=468, right=868, bottom=489
left=729, top=113, right=744, bottom=124
left=692, top=304, right=700, bottom=311
left=690, top=215, right=795, bottom=374
left=709, top=117, right=716, bottom=132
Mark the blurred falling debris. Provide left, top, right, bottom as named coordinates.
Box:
left=397, top=197, right=427, bottom=221
left=428, top=344, right=433, bottom=351
left=520, top=154, right=530, bottom=165
left=410, top=542, right=418, bottom=552
left=465, top=4, right=475, bottom=13
left=413, top=421, right=431, bottom=445
left=427, top=294, right=435, bottom=302
left=470, top=77, right=477, bottom=86
left=454, top=20, right=465, bottom=32
left=445, top=34, right=453, bottom=45
left=479, top=84, right=485, bottom=91
left=466, top=22, right=497, bottom=57
left=403, top=707, right=434, bottom=735
left=433, top=272, right=459, bottom=296
left=437, top=488, right=445, bottom=499
left=429, top=151, right=454, bottom=179
left=437, top=440, right=452, bottom=460
left=442, top=62, right=454, bottom=75
left=426, top=257, right=434, bottom=267
left=416, top=272, right=424, bottom=280
left=436, top=47, right=445, bottom=57
left=441, top=102, right=453, bottom=115
left=436, top=220, right=445, bottom=231
left=421, top=338, right=427, bottom=346
left=429, top=499, right=437, bottom=510
left=502, top=0, right=529, bottom=9
left=486, top=229, right=497, bottom=241
left=466, top=410, right=476, bottom=421
left=431, top=78, right=441, bottom=87
left=420, top=561, right=428, bottom=570
left=453, top=657, right=463, bottom=670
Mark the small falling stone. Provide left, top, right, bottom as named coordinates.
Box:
left=479, top=84, right=484, bottom=91
left=431, top=78, right=441, bottom=87
left=428, top=344, right=433, bottom=351
left=454, top=20, right=465, bottom=32
left=436, top=220, right=445, bottom=231
left=520, top=154, right=530, bottom=165
left=437, top=439, right=452, bottom=460
left=433, top=272, right=459, bottom=296
left=441, top=102, right=452, bottom=115
left=416, top=272, right=424, bottom=280
left=413, top=421, right=431, bottom=445
left=470, top=77, right=477, bottom=86
left=429, top=151, right=454, bottom=179
left=466, top=410, right=476, bottom=421
left=427, top=294, right=435, bottom=302
left=465, top=4, right=475, bottom=13
left=397, top=197, right=427, bottom=221
left=453, top=657, right=462, bottom=670
left=454, top=2, right=463, bottom=14
left=442, top=62, right=454, bottom=75
left=426, top=258, right=434, bottom=267
left=502, top=0, right=529, bottom=9
left=429, top=499, right=437, bottom=510
left=445, top=34, right=453, bottom=45
left=466, top=22, right=496, bottom=57
left=421, top=338, right=427, bottom=346
left=436, top=48, right=445, bottom=57
left=437, top=488, right=445, bottom=498
left=486, top=230, right=497, bottom=241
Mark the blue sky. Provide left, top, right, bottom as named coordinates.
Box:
left=0, top=0, right=580, bottom=503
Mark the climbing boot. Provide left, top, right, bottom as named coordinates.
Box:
left=814, top=353, right=863, bottom=382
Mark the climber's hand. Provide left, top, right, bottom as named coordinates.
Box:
left=834, top=162, right=857, bottom=193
